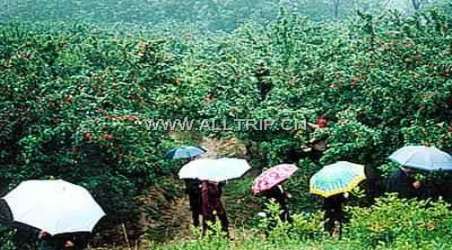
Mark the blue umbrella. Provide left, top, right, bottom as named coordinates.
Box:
left=166, top=145, right=206, bottom=160
left=389, top=145, right=452, bottom=171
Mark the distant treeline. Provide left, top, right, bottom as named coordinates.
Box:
left=1, top=0, right=450, bottom=31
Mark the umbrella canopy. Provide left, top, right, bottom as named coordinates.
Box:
left=166, top=145, right=206, bottom=160
left=310, top=161, right=366, bottom=198
left=251, top=164, right=298, bottom=195
left=0, top=199, right=13, bottom=225
left=178, top=158, right=251, bottom=182
left=389, top=145, right=452, bottom=171
left=2, top=180, right=105, bottom=235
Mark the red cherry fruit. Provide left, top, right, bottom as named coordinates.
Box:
left=103, top=134, right=114, bottom=141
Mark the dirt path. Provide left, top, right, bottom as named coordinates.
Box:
left=104, top=136, right=251, bottom=249
left=155, top=136, right=247, bottom=237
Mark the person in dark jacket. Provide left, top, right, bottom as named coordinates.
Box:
left=10, top=223, right=40, bottom=250
left=37, top=231, right=67, bottom=250
left=184, top=179, right=202, bottom=227
left=262, top=185, right=292, bottom=223
left=323, top=193, right=347, bottom=237
left=0, top=200, right=33, bottom=249
left=386, top=167, right=422, bottom=199
left=37, top=231, right=89, bottom=250
left=201, top=181, right=229, bottom=236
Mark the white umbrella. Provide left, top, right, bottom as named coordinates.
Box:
left=389, top=145, right=452, bottom=171
left=178, top=158, right=251, bottom=182
left=3, top=180, right=105, bottom=235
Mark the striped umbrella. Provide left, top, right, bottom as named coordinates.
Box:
left=310, top=161, right=366, bottom=198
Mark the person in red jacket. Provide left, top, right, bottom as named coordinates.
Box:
left=201, top=181, right=229, bottom=237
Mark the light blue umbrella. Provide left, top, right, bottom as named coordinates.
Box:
left=166, top=145, right=206, bottom=160
left=389, top=145, right=452, bottom=171
left=310, top=161, right=366, bottom=198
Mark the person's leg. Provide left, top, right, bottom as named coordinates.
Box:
left=281, top=209, right=293, bottom=224
left=214, top=201, right=229, bottom=237
left=332, top=220, right=341, bottom=237
left=201, top=219, right=208, bottom=235
left=265, top=216, right=278, bottom=237
left=324, top=215, right=334, bottom=235
left=189, top=194, right=201, bottom=227
left=202, top=214, right=215, bottom=235
left=192, top=210, right=200, bottom=228
left=217, top=212, right=229, bottom=237
left=327, top=210, right=343, bottom=237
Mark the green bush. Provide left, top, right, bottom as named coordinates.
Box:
left=158, top=195, right=452, bottom=249
left=345, top=195, right=452, bottom=248
left=0, top=226, right=15, bottom=250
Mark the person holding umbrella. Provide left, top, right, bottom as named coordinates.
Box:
left=310, top=161, right=366, bottom=236
left=183, top=178, right=202, bottom=228
left=0, top=179, right=105, bottom=250
left=387, top=145, right=452, bottom=199
left=322, top=193, right=348, bottom=237
left=38, top=231, right=67, bottom=250
left=252, top=164, right=298, bottom=225
left=166, top=145, right=206, bottom=228
left=179, top=158, right=251, bottom=237
left=201, top=181, right=229, bottom=236
left=385, top=167, right=421, bottom=199
left=261, top=185, right=292, bottom=223
left=37, top=231, right=89, bottom=250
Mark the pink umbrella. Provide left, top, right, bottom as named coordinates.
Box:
left=252, top=164, right=298, bottom=195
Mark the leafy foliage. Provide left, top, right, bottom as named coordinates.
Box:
left=158, top=195, right=452, bottom=249
left=0, top=23, right=180, bottom=237
left=0, top=1, right=451, bottom=248
left=346, top=195, right=452, bottom=248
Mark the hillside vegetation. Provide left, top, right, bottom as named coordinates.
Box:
left=0, top=0, right=451, bottom=249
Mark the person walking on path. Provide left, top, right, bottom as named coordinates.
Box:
left=323, top=193, right=347, bottom=237
left=184, top=178, right=202, bottom=227
left=37, top=230, right=67, bottom=250
left=201, top=181, right=229, bottom=237
left=386, top=167, right=422, bottom=199
left=262, top=185, right=292, bottom=223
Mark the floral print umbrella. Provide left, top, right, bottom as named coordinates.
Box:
left=252, top=164, right=298, bottom=195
